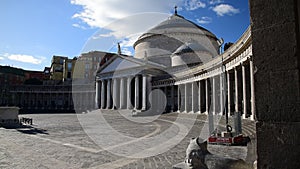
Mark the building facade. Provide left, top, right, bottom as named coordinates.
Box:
left=74, top=51, right=115, bottom=83
left=0, top=66, right=26, bottom=85
left=0, top=51, right=116, bottom=112
left=49, top=55, right=77, bottom=83
left=95, top=12, right=255, bottom=121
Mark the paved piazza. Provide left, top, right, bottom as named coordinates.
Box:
left=0, top=111, right=256, bottom=169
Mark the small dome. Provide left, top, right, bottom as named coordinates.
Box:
left=171, top=42, right=213, bottom=67
left=173, top=42, right=211, bottom=55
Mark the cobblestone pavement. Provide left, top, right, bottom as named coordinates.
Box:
left=0, top=110, right=256, bottom=169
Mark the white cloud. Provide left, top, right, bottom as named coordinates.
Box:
left=196, top=16, right=212, bottom=24
left=185, top=0, right=206, bottom=11
left=93, top=32, right=114, bottom=38
left=3, top=53, right=45, bottom=64
left=71, top=0, right=184, bottom=53
left=0, top=56, right=4, bottom=60
left=71, top=0, right=182, bottom=29
left=72, top=23, right=87, bottom=30
left=81, top=13, right=171, bottom=54
left=208, top=0, right=223, bottom=5
left=212, top=4, right=240, bottom=16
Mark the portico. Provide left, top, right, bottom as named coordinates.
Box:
left=95, top=54, right=166, bottom=112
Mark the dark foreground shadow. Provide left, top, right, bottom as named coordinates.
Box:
left=1, top=124, right=49, bottom=135
left=16, top=126, right=49, bottom=135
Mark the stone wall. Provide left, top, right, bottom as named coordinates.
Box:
left=249, top=0, right=300, bottom=168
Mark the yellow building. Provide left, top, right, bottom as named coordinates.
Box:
left=50, top=55, right=66, bottom=81
left=50, top=55, right=76, bottom=82
left=50, top=52, right=115, bottom=83
left=73, top=51, right=115, bottom=83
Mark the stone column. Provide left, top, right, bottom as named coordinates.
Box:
left=192, top=82, right=197, bottom=113
left=106, top=79, right=111, bottom=109
left=242, top=64, right=247, bottom=119
left=198, top=81, right=202, bottom=114
left=78, top=92, right=81, bottom=110
left=113, top=78, right=118, bottom=109
left=227, top=71, right=231, bottom=115
left=171, top=85, right=174, bottom=112
left=80, top=92, right=83, bottom=110
left=212, top=76, right=216, bottom=115
left=177, top=85, right=181, bottom=112
left=234, top=67, right=239, bottom=113
left=101, top=80, right=106, bottom=109
left=249, top=58, right=255, bottom=120
left=120, top=77, right=126, bottom=109
left=146, top=76, right=152, bottom=110
left=142, top=75, right=147, bottom=110
left=208, top=78, right=215, bottom=134
left=184, top=83, right=188, bottom=113
left=220, top=74, right=224, bottom=115
left=205, top=79, right=209, bottom=115
left=135, top=75, right=140, bottom=110
left=127, top=76, right=133, bottom=109
left=249, top=1, right=300, bottom=168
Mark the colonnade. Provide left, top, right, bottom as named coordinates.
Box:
left=5, top=85, right=95, bottom=111
left=96, top=58, right=255, bottom=121
left=158, top=57, right=255, bottom=120
left=95, top=74, right=151, bottom=111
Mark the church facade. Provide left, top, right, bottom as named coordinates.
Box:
left=95, top=12, right=255, bottom=121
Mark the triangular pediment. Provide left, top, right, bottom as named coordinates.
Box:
left=98, top=55, right=166, bottom=74
left=100, top=57, right=141, bottom=73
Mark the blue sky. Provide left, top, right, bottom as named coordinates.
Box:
left=0, top=0, right=250, bottom=71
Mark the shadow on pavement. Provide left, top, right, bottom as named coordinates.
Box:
left=1, top=124, right=49, bottom=135
left=16, top=126, right=49, bottom=135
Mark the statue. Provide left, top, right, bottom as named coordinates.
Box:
left=183, top=137, right=255, bottom=169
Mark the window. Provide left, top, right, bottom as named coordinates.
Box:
left=85, top=63, right=90, bottom=70
left=55, top=65, right=63, bottom=72
left=67, top=62, right=72, bottom=71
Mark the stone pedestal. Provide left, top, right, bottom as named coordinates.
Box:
left=0, top=107, right=20, bottom=127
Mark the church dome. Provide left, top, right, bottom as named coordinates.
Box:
left=133, top=12, right=219, bottom=67
left=135, top=14, right=217, bottom=41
